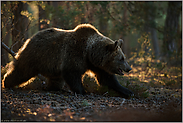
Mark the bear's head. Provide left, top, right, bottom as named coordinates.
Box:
left=102, top=39, right=132, bottom=75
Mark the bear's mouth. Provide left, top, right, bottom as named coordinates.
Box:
left=118, top=68, right=124, bottom=75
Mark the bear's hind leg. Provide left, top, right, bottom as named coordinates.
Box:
left=3, top=65, right=36, bottom=89
left=46, top=77, right=65, bottom=91
left=63, top=71, right=86, bottom=94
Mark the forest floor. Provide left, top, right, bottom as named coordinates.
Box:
left=1, top=87, right=182, bottom=122
left=1, top=59, right=182, bottom=122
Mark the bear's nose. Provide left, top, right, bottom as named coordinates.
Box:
left=126, top=67, right=132, bottom=72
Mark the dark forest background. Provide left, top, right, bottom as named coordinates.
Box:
left=1, top=3, right=182, bottom=120
left=1, top=1, right=182, bottom=92
left=1, top=1, right=182, bottom=67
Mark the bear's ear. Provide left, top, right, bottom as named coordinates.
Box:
left=106, top=41, right=118, bottom=51
left=118, top=39, right=123, bottom=48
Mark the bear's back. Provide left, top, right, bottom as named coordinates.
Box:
left=28, top=24, right=100, bottom=47
left=74, top=24, right=101, bottom=39
left=31, top=28, right=70, bottom=43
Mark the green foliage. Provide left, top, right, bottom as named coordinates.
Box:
left=98, top=86, right=121, bottom=97
left=138, top=33, right=152, bottom=59
left=81, top=99, right=90, bottom=106
left=41, top=1, right=88, bottom=29
left=38, top=1, right=46, bottom=10
left=130, top=33, right=155, bottom=74
left=141, top=91, right=149, bottom=98
left=118, top=76, right=149, bottom=98
left=126, top=2, right=167, bottom=32
left=126, top=31, right=181, bottom=98
left=165, top=80, right=176, bottom=86
left=21, top=10, right=35, bottom=21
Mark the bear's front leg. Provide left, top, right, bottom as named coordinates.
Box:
left=63, top=71, right=86, bottom=94
left=94, top=69, right=134, bottom=98
left=104, top=74, right=134, bottom=98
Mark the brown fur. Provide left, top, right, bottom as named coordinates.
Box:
left=3, top=24, right=132, bottom=97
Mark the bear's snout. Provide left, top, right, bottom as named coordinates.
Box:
left=122, top=61, right=132, bottom=73
left=126, top=67, right=132, bottom=72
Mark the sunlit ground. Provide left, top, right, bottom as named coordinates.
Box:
left=127, top=57, right=182, bottom=87
left=128, top=66, right=182, bottom=85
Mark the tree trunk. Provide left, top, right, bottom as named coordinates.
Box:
left=150, top=28, right=160, bottom=58
left=163, top=1, right=181, bottom=57
left=98, top=2, right=109, bottom=36
left=1, top=2, right=11, bottom=66
left=122, top=2, right=130, bottom=58
left=38, top=2, right=49, bottom=30
left=144, top=2, right=160, bottom=58
left=1, top=25, right=11, bottom=66
left=12, top=1, right=29, bottom=53
left=86, top=2, right=94, bottom=24
left=51, top=1, right=62, bottom=28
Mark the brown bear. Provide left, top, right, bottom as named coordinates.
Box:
left=3, top=24, right=133, bottom=97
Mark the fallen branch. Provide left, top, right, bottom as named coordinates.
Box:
left=1, top=42, right=16, bottom=57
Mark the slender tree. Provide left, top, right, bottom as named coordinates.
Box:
left=144, top=2, right=160, bottom=58
left=51, top=1, right=62, bottom=28
left=38, top=2, right=50, bottom=30
left=98, top=2, right=109, bottom=36
left=11, top=1, right=29, bottom=52
left=163, top=1, right=182, bottom=57
left=1, top=2, right=11, bottom=66
left=122, top=2, right=130, bottom=57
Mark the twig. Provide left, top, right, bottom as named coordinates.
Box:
left=103, top=91, right=108, bottom=96
left=11, top=19, right=32, bottom=50
left=105, top=6, right=122, bottom=24
left=75, top=92, right=78, bottom=98
left=1, top=42, right=16, bottom=57
left=158, top=63, right=167, bottom=73
left=120, top=99, right=126, bottom=106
